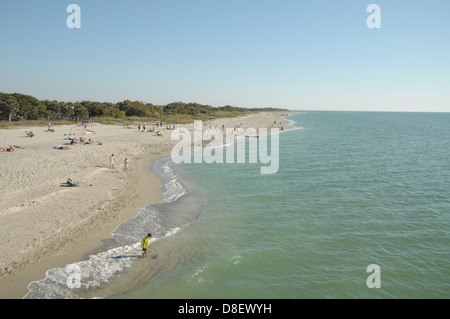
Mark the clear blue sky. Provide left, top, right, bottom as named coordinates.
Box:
left=1, top=0, right=449, bottom=112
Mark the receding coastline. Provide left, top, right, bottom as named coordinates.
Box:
left=0, top=111, right=294, bottom=299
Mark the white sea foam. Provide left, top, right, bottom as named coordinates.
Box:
left=161, top=160, right=186, bottom=203
left=24, top=242, right=141, bottom=299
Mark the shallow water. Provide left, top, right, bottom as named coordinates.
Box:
left=25, top=111, right=450, bottom=299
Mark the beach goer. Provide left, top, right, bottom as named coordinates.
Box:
left=124, top=157, right=129, bottom=173
left=110, top=154, right=115, bottom=169
left=141, top=233, right=152, bottom=258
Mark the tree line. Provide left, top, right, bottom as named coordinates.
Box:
left=0, top=92, right=287, bottom=122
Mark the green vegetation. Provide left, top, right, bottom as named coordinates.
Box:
left=0, top=92, right=289, bottom=127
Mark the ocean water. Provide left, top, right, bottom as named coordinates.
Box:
left=24, top=111, right=450, bottom=299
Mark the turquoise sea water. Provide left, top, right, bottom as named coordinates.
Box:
left=25, top=111, right=450, bottom=299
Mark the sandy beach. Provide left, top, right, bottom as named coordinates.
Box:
left=0, top=111, right=292, bottom=299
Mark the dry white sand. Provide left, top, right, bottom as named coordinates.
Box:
left=0, top=111, right=293, bottom=298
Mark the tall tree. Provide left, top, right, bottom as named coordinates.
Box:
left=11, top=93, right=47, bottom=120
left=73, top=103, right=89, bottom=118
left=0, top=93, right=20, bottom=121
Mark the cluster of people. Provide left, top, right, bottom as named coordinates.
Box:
left=134, top=124, right=165, bottom=137
left=137, top=124, right=162, bottom=134
left=139, top=126, right=157, bottom=133
left=46, top=122, right=56, bottom=132
left=78, top=122, right=90, bottom=129
left=80, top=137, right=101, bottom=145
left=135, top=122, right=175, bottom=135
left=109, top=154, right=129, bottom=173
left=62, top=136, right=101, bottom=145
left=273, top=120, right=285, bottom=130
left=67, top=137, right=78, bottom=144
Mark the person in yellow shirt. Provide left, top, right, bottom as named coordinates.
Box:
left=141, top=233, right=152, bottom=258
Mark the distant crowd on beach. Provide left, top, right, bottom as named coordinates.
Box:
left=2, top=122, right=152, bottom=176
left=1, top=122, right=134, bottom=190
left=2, top=115, right=290, bottom=168
left=124, top=122, right=177, bottom=137
left=2, top=121, right=100, bottom=151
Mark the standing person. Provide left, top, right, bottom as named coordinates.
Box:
left=141, top=233, right=152, bottom=258
left=110, top=154, right=115, bottom=169
left=124, top=157, right=129, bottom=173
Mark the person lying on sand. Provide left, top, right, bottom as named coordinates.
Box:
left=5, top=145, right=27, bottom=152
left=61, top=178, right=80, bottom=187
left=54, top=145, right=70, bottom=150
left=79, top=137, right=101, bottom=145
left=68, top=137, right=78, bottom=144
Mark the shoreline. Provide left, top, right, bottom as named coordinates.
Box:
left=0, top=111, right=296, bottom=299
left=0, top=150, right=170, bottom=299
